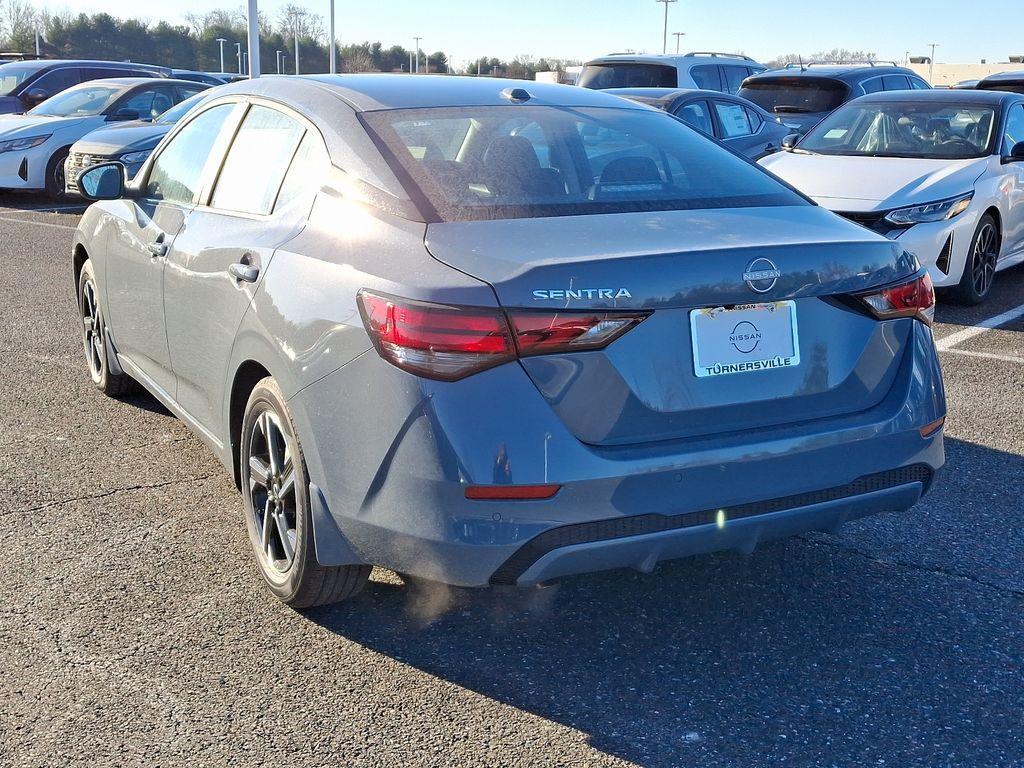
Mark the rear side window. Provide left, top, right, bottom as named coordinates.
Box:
left=861, top=77, right=884, bottom=94
left=211, top=105, right=306, bottom=215
left=713, top=101, right=753, bottom=137
left=363, top=105, right=805, bottom=222
left=674, top=100, right=713, bottom=134
left=722, top=65, right=749, bottom=94
left=882, top=74, right=911, bottom=91
left=146, top=103, right=235, bottom=204
left=690, top=64, right=722, bottom=91
left=911, top=78, right=931, bottom=90
left=738, top=78, right=849, bottom=114
left=577, top=63, right=677, bottom=89
left=275, top=131, right=330, bottom=210
left=83, top=67, right=128, bottom=82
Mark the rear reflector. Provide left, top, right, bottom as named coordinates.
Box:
left=855, top=272, right=935, bottom=326
left=465, top=484, right=561, bottom=500
left=919, top=417, right=945, bottom=438
left=358, top=290, right=647, bottom=381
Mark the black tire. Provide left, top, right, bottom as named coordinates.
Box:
left=950, top=214, right=1000, bottom=305
left=78, top=260, right=138, bottom=397
left=45, top=147, right=70, bottom=200
left=240, top=377, right=371, bottom=608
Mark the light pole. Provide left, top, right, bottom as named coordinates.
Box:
left=245, top=0, right=260, bottom=78
left=216, top=38, right=227, bottom=72
left=276, top=49, right=283, bottom=74
left=235, top=42, right=242, bottom=74
left=328, top=0, right=336, bottom=74
left=290, top=11, right=300, bottom=75
left=655, top=0, right=677, bottom=55
left=672, top=31, right=685, bottom=54
left=242, top=51, right=248, bottom=75
left=928, top=42, right=939, bottom=85
left=413, top=36, right=422, bottom=73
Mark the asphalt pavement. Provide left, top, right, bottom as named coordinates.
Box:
left=2, top=195, right=1023, bottom=768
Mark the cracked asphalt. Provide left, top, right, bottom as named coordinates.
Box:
left=2, top=196, right=1023, bottom=768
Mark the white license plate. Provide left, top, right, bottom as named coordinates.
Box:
left=690, top=301, right=800, bottom=378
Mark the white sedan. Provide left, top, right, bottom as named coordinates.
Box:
left=0, top=77, right=207, bottom=199
left=761, top=89, right=1024, bottom=304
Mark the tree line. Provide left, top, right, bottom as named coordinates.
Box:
left=0, top=1, right=579, bottom=77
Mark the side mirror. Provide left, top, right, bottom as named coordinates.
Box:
left=1004, top=141, right=1024, bottom=163
left=21, top=88, right=50, bottom=107
left=781, top=133, right=801, bottom=150
left=109, top=108, right=141, bottom=122
left=78, top=162, right=126, bottom=201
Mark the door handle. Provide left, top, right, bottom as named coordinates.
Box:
left=228, top=261, right=260, bottom=283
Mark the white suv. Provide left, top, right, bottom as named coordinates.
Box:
left=578, top=52, right=767, bottom=94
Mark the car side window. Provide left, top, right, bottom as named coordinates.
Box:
left=722, top=66, right=749, bottom=94
left=745, top=108, right=763, bottom=132
left=275, top=131, right=331, bottom=210
left=861, top=77, right=884, bottom=94
left=30, top=68, right=80, bottom=96
left=117, top=87, right=175, bottom=120
left=690, top=64, right=722, bottom=91
left=713, top=101, right=753, bottom=138
left=176, top=84, right=207, bottom=102
left=210, top=105, right=306, bottom=215
left=1004, top=104, right=1024, bottom=154
left=84, top=67, right=127, bottom=82
left=882, top=75, right=911, bottom=91
left=146, top=103, right=236, bottom=204
left=910, top=78, right=931, bottom=90
left=674, top=100, right=713, bottom=135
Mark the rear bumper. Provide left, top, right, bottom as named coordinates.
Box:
left=289, top=320, right=946, bottom=587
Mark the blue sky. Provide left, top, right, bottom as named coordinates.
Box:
left=54, top=0, right=1023, bottom=68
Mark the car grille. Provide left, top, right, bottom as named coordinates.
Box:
left=65, top=151, right=112, bottom=193
left=835, top=210, right=894, bottom=235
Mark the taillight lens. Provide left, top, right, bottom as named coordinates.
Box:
left=855, top=273, right=935, bottom=326
left=357, top=292, right=514, bottom=380
left=358, top=291, right=647, bottom=380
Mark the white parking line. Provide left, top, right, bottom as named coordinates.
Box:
left=941, top=347, right=1024, bottom=365
left=935, top=302, right=1024, bottom=351
left=0, top=216, right=76, bottom=231
left=0, top=204, right=86, bottom=214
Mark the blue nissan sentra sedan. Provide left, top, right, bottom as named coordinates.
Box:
left=70, top=75, right=945, bottom=607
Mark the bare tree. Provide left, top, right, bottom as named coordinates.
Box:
left=2, top=0, right=40, bottom=52
left=277, top=4, right=326, bottom=44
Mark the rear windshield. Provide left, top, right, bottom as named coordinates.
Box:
left=977, top=81, right=1024, bottom=94
left=362, top=105, right=805, bottom=222
left=578, top=63, right=678, bottom=89
left=738, top=78, right=849, bottom=115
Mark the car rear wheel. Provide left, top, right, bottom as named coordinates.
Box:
left=240, top=377, right=371, bottom=608
left=78, top=259, right=138, bottom=397
left=951, top=214, right=999, bottom=305
left=45, top=147, right=70, bottom=200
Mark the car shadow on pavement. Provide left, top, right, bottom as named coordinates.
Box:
left=306, top=437, right=1024, bottom=767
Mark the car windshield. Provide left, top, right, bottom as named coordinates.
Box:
left=738, top=78, right=848, bottom=114
left=578, top=64, right=677, bottom=89
left=156, top=92, right=205, bottom=124
left=798, top=101, right=997, bottom=159
left=362, top=105, right=805, bottom=222
left=29, top=84, right=124, bottom=117
left=0, top=64, right=37, bottom=97
left=977, top=81, right=1024, bottom=95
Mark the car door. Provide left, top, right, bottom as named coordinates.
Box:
left=1000, top=102, right=1024, bottom=255
left=103, top=101, right=240, bottom=395
left=710, top=98, right=760, bottom=157
left=162, top=103, right=321, bottom=433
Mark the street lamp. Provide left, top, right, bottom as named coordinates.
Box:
left=928, top=42, right=939, bottom=85
left=242, top=51, right=248, bottom=76
left=235, top=42, right=242, bottom=74
left=328, top=0, right=336, bottom=74
left=276, top=49, right=283, bottom=74
left=290, top=10, right=300, bottom=75
left=655, top=0, right=677, bottom=55
left=672, top=31, right=685, bottom=55
left=216, top=38, right=227, bottom=73
left=413, top=36, right=422, bottom=73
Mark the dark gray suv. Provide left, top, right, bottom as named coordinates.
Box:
left=738, top=63, right=930, bottom=133
left=0, top=59, right=169, bottom=115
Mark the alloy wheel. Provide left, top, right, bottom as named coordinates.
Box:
left=247, top=410, right=298, bottom=573
left=971, top=222, right=998, bottom=297
left=80, top=278, right=104, bottom=382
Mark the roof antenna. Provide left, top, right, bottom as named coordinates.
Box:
left=799, top=54, right=806, bottom=72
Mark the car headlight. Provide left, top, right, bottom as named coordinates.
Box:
left=0, top=134, right=51, bottom=153
left=884, top=192, right=974, bottom=226
left=119, top=150, right=152, bottom=165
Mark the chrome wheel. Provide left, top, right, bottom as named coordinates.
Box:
left=80, top=277, right=104, bottom=383
left=246, top=409, right=298, bottom=573
left=971, top=222, right=998, bottom=297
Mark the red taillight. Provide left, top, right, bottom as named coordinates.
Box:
left=357, top=292, right=514, bottom=380
left=465, top=484, right=561, bottom=500
left=358, top=291, right=647, bottom=381
left=856, top=273, right=935, bottom=326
